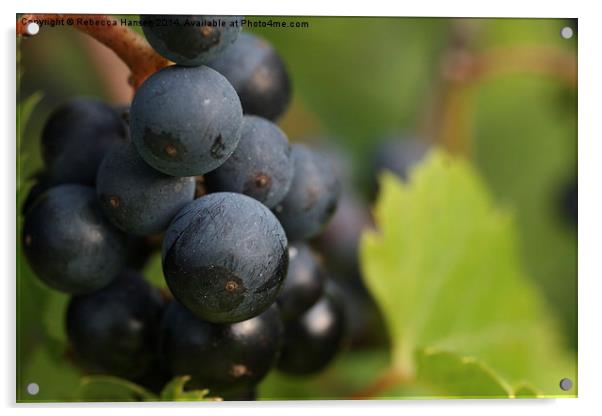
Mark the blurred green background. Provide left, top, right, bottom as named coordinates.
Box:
left=17, top=16, right=577, bottom=401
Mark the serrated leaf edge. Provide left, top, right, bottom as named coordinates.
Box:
left=417, top=347, right=514, bottom=398
left=160, top=375, right=222, bottom=402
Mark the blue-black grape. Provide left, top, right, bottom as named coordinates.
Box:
left=326, top=277, right=387, bottom=348
left=96, top=143, right=195, bottom=235
left=141, top=15, right=243, bottom=66
left=277, top=294, right=346, bottom=375
left=124, top=234, right=162, bottom=271
left=207, top=32, right=291, bottom=120
left=21, top=171, right=52, bottom=215
left=162, top=192, right=288, bottom=323
left=312, top=190, right=371, bottom=281
left=27, top=17, right=363, bottom=396
left=274, top=144, right=341, bottom=241
left=559, top=177, right=578, bottom=226
left=277, top=243, right=325, bottom=321
left=130, top=65, right=243, bottom=177
left=215, top=386, right=257, bottom=401
left=41, top=98, right=127, bottom=185
left=371, top=134, right=429, bottom=183
left=160, top=301, right=283, bottom=393
left=66, top=270, right=165, bottom=381
left=205, top=115, right=293, bottom=208
left=22, top=184, right=126, bottom=294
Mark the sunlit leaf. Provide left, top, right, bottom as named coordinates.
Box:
left=360, top=150, right=576, bottom=396
left=415, top=349, right=510, bottom=398
left=160, top=376, right=221, bottom=401
left=78, top=376, right=157, bottom=402
left=513, top=383, right=543, bottom=398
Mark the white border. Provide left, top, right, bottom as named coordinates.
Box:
left=3, top=1, right=601, bottom=415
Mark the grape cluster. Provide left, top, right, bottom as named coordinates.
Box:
left=310, top=134, right=429, bottom=347
left=22, top=15, right=347, bottom=399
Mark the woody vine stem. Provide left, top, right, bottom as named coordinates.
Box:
left=17, top=14, right=169, bottom=89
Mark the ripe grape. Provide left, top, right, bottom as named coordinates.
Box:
left=277, top=243, right=325, bottom=321
left=66, top=270, right=165, bottom=381
left=162, top=193, right=288, bottom=323
left=141, top=15, right=243, bottom=66
left=274, top=144, right=341, bottom=241
left=160, top=301, right=283, bottom=393
left=371, top=135, right=428, bottom=182
left=277, top=294, right=346, bottom=375
left=130, top=65, right=243, bottom=177
left=41, top=98, right=127, bottom=185
left=22, top=184, right=125, bottom=294
left=96, top=143, right=195, bottom=235
left=205, top=115, right=293, bottom=208
left=312, top=190, right=371, bottom=281
left=207, top=32, right=291, bottom=120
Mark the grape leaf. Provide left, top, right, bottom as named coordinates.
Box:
left=43, top=291, right=69, bottom=343
left=415, top=349, right=510, bottom=398
left=473, top=76, right=577, bottom=348
left=360, top=150, right=576, bottom=397
left=513, top=383, right=543, bottom=398
left=17, top=346, right=80, bottom=403
left=142, top=252, right=167, bottom=288
left=16, top=91, right=43, bottom=191
left=77, top=376, right=157, bottom=402
left=17, top=91, right=42, bottom=138
left=260, top=350, right=394, bottom=400
left=160, top=376, right=221, bottom=401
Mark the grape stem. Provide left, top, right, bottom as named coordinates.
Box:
left=348, top=369, right=408, bottom=399
left=17, top=14, right=170, bottom=89
left=420, top=20, right=577, bottom=155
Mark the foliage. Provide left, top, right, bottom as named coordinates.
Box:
left=76, top=375, right=220, bottom=402
left=360, top=151, right=575, bottom=397
left=78, top=376, right=157, bottom=402
left=160, top=376, right=221, bottom=402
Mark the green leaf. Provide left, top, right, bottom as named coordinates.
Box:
left=360, top=150, right=576, bottom=397
left=16, top=91, right=43, bottom=192
left=260, top=349, right=394, bottom=400
left=17, top=346, right=80, bottom=403
left=142, top=252, right=168, bottom=288
left=43, top=291, right=69, bottom=343
left=77, top=376, right=157, bottom=402
left=415, top=349, right=510, bottom=398
left=17, top=91, right=43, bottom=134
left=160, top=376, right=221, bottom=401
left=473, top=76, right=577, bottom=348
left=513, top=383, right=543, bottom=398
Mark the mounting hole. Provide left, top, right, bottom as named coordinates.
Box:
left=25, top=22, right=40, bottom=36
left=560, top=26, right=574, bottom=39
left=559, top=378, right=573, bottom=391
left=26, top=382, right=39, bottom=396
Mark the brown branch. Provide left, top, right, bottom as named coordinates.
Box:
left=472, top=45, right=577, bottom=87
left=439, top=45, right=577, bottom=88
left=422, top=19, right=577, bottom=156
left=348, top=369, right=405, bottom=400
left=17, top=14, right=169, bottom=89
